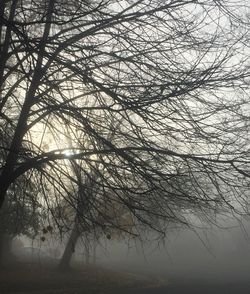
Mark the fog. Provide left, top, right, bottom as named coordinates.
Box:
left=94, top=217, right=250, bottom=285
left=5, top=215, right=250, bottom=293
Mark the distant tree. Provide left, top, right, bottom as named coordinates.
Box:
left=1, top=0, right=250, bottom=245
left=0, top=124, right=42, bottom=265
left=0, top=177, right=41, bottom=237
left=0, top=176, right=42, bottom=265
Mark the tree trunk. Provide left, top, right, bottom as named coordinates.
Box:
left=58, top=222, right=80, bottom=271
left=0, top=0, right=56, bottom=210
left=92, top=237, right=96, bottom=265
left=85, top=241, right=90, bottom=265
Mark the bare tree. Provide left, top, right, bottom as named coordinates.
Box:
left=1, top=0, right=250, bottom=242
left=58, top=119, right=135, bottom=270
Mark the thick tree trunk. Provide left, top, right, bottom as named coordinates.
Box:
left=0, top=0, right=18, bottom=90
left=0, top=0, right=55, bottom=210
left=58, top=222, right=80, bottom=271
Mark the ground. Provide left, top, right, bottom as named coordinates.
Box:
left=1, top=263, right=250, bottom=294
left=0, top=262, right=164, bottom=294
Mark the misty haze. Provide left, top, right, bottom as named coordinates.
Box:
left=1, top=0, right=250, bottom=293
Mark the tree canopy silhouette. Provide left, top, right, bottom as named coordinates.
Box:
left=1, top=0, right=250, bottom=236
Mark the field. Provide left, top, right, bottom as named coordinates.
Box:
left=0, top=263, right=163, bottom=294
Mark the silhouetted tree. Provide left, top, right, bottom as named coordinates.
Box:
left=1, top=0, right=250, bottom=242
left=0, top=124, right=43, bottom=265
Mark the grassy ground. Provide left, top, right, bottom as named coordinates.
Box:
left=0, top=263, right=164, bottom=294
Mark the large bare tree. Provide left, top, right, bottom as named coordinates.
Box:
left=1, top=0, right=250, bottom=239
